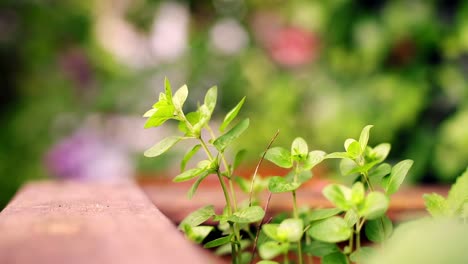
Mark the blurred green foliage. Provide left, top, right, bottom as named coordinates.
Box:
left=1, top=0, right=468, bottom=208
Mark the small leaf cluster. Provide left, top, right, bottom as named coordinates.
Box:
left=424, top=167, right=468, bottom=220
left=143, top=79, right=262, bottom=264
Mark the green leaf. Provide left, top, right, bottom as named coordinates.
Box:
left=204, top=86, right=217, bottom=114
left=213, top=118, right=249, bottom=152
left=308, top=216, right=352, bottom=243
left=322, top=184, right=352, bottom=210
left=359, top=125, right=373, bottom=152
left=303, top=150, right=326, bottom=170
left=372, top=143, right=391, bottom=162
left=358, top=192, right=389, bottom=220
left=233, top=149, right=247, bottom=170
left=351, top=182, right=365, bottom=205
left=423, top=193, right=448, bottom=217
left=303, top=241, right=339, bottom=257
left=277, top=218, right=304, bottom=242
left=172, top=85, right=188, bottom=111
left=180, top=144, right=201, bottom=171
left=257, top=261, right=280, bottom=264
left=268, top=176, right=301, bottom=193
left=262, top=224, right=280, bottom=241
left=185, top=225, right=213, bottom=244
left=447, top=167, right=468, bottom=213
left=350, top=247, right=374, bottom=263
left=179, top=205, right=215, bottom=228
left=187, top=171, right=210, bottom=199
left=308, top=208, right=342, bottom=221
left=291, top=137, right=308, bottom=160
left=325, top=152, right=350, bottom=159
left=345, top=140, right=361, bottom=159
left=339, top=159, right=357, bottom=176
left=173, top=167, right=207, bottom=182
left=258, top=241, right=288, bottom=260
left=215, top=239, right=251, bottom=255
left=365, top=215, right=393, bottom=242
left=382, top=159, right=413, bottom=195
left=144, top=136, right=182, bottom=157
left=143, top=108, right=156, bottom=117
left=220, top=97, right=245, bottom=132
left=369, top=163, right=391, bottom=187
left=322, top=251, right=348, bottom=264
left=178, top=111, right=200, bottom=136
left=228, top=205, right=265, bottom=224
left=204, top=235, right=232, bottom=248
left=164, top=77, right=173, bottom=101
left=264, top=147, right=292, bottom=168
left=144, top=104, right=175, bottom=128
left=344, top=209, right=359, bottom=227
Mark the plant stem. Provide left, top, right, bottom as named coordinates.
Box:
left=292, top=190, right=303, bottom=264
left=284, top=251, right=290, bottom=264
left=305, top=234, right=313, bottom=264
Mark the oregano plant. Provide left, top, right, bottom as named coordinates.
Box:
left=143, top=78, right=264, bottom=264
left=143, top=79, right=415, bottom=264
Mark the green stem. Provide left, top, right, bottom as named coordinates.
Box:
left=305, top=234, right=313, bottom=264
left=292, top=191, right=303, bottom=264
left=284, top=251, right=290, bottom=264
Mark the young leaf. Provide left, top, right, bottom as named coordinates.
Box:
left=372, top=143, right=391, bottom=162
left=291, top=137, right=308, bottom=160
left=258, top=241, right=288, bottom=260
left=303, top=241, right=339, bottom=257
left=172, top=85, right=188, bottom=111
left=349, top=247, right=374, bottom=263
left=204, top=86, right=217, bottom=114
left=344, top=209, right=359, bottom=227
left=262, top=224, right=280, bottom=241
left=213, top=118, right=249, bottom=152
left=204, top=235, right=232, bottom=248
left=325, top=152, right=350, bottom=159
left=264, top=147, right=293, bottom=168
left=164, top=77, right=173, bottom=101
left=369, top=163, right=391, bottom=186
left=143, top=108, right=156, bottom=117
left=423, top=193, right=448, bottom=217
left=257, top=261, right=280, bottom=264
left=181, top=144, right=201, bottom=171
left=365, top=215, right=393, bottom=242
left=173, top=167, right=207, bottom=182
left=382, top=159, right=413, bottom=195
left=277, top=218, right=304, bottom=242
left=303, top=150, right=326, bottom=170
left=268, top=176, right=301, bottom=193
left=220, top=97, right=245, bottom=132
left=233, top=149, right=247, bottom=170
left=228, top=205, right=265, bottom=224
left=179, top=205, right=215, bottom=228
left=322, top=184, right=352, bottom=210
left=359, top=125, right=373, bottom=152
left=358, top=192, right=389, bottom=220
left=308, top=208, right=342, bottom=222
left=144, top=136, right=182, bottom=157
left=187, top=171, right=210, bottom=199
left=446, top=167, right=468, bottom=213
left=346, top=140, right=361, bottom=159
left=144, top=104, right=175, bottom=128
left=185, top=225, right=213, bottom=244
left=322, top=252, right=347, bottom=264
left=351, top=182, right=365, bottom=205
left=339, top=158, right=357, bottom=176
left=308, top=216, right=352, bottom=243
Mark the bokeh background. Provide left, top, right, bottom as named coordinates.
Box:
left=1, top=0, right=468, bottom=208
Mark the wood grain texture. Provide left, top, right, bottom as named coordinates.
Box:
left=0, top=181, right=223, bottom=264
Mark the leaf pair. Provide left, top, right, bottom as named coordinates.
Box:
left=323, top=182, right=389, bottom=220
left=265, top=137, right=326, bottom=170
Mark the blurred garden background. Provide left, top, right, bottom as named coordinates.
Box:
left=1, top=0, right=468, bottom=208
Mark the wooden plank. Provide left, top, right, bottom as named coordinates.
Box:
left=140, top=178, right=448, bottom=223
left=0, top=181, right=223, bottom=264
